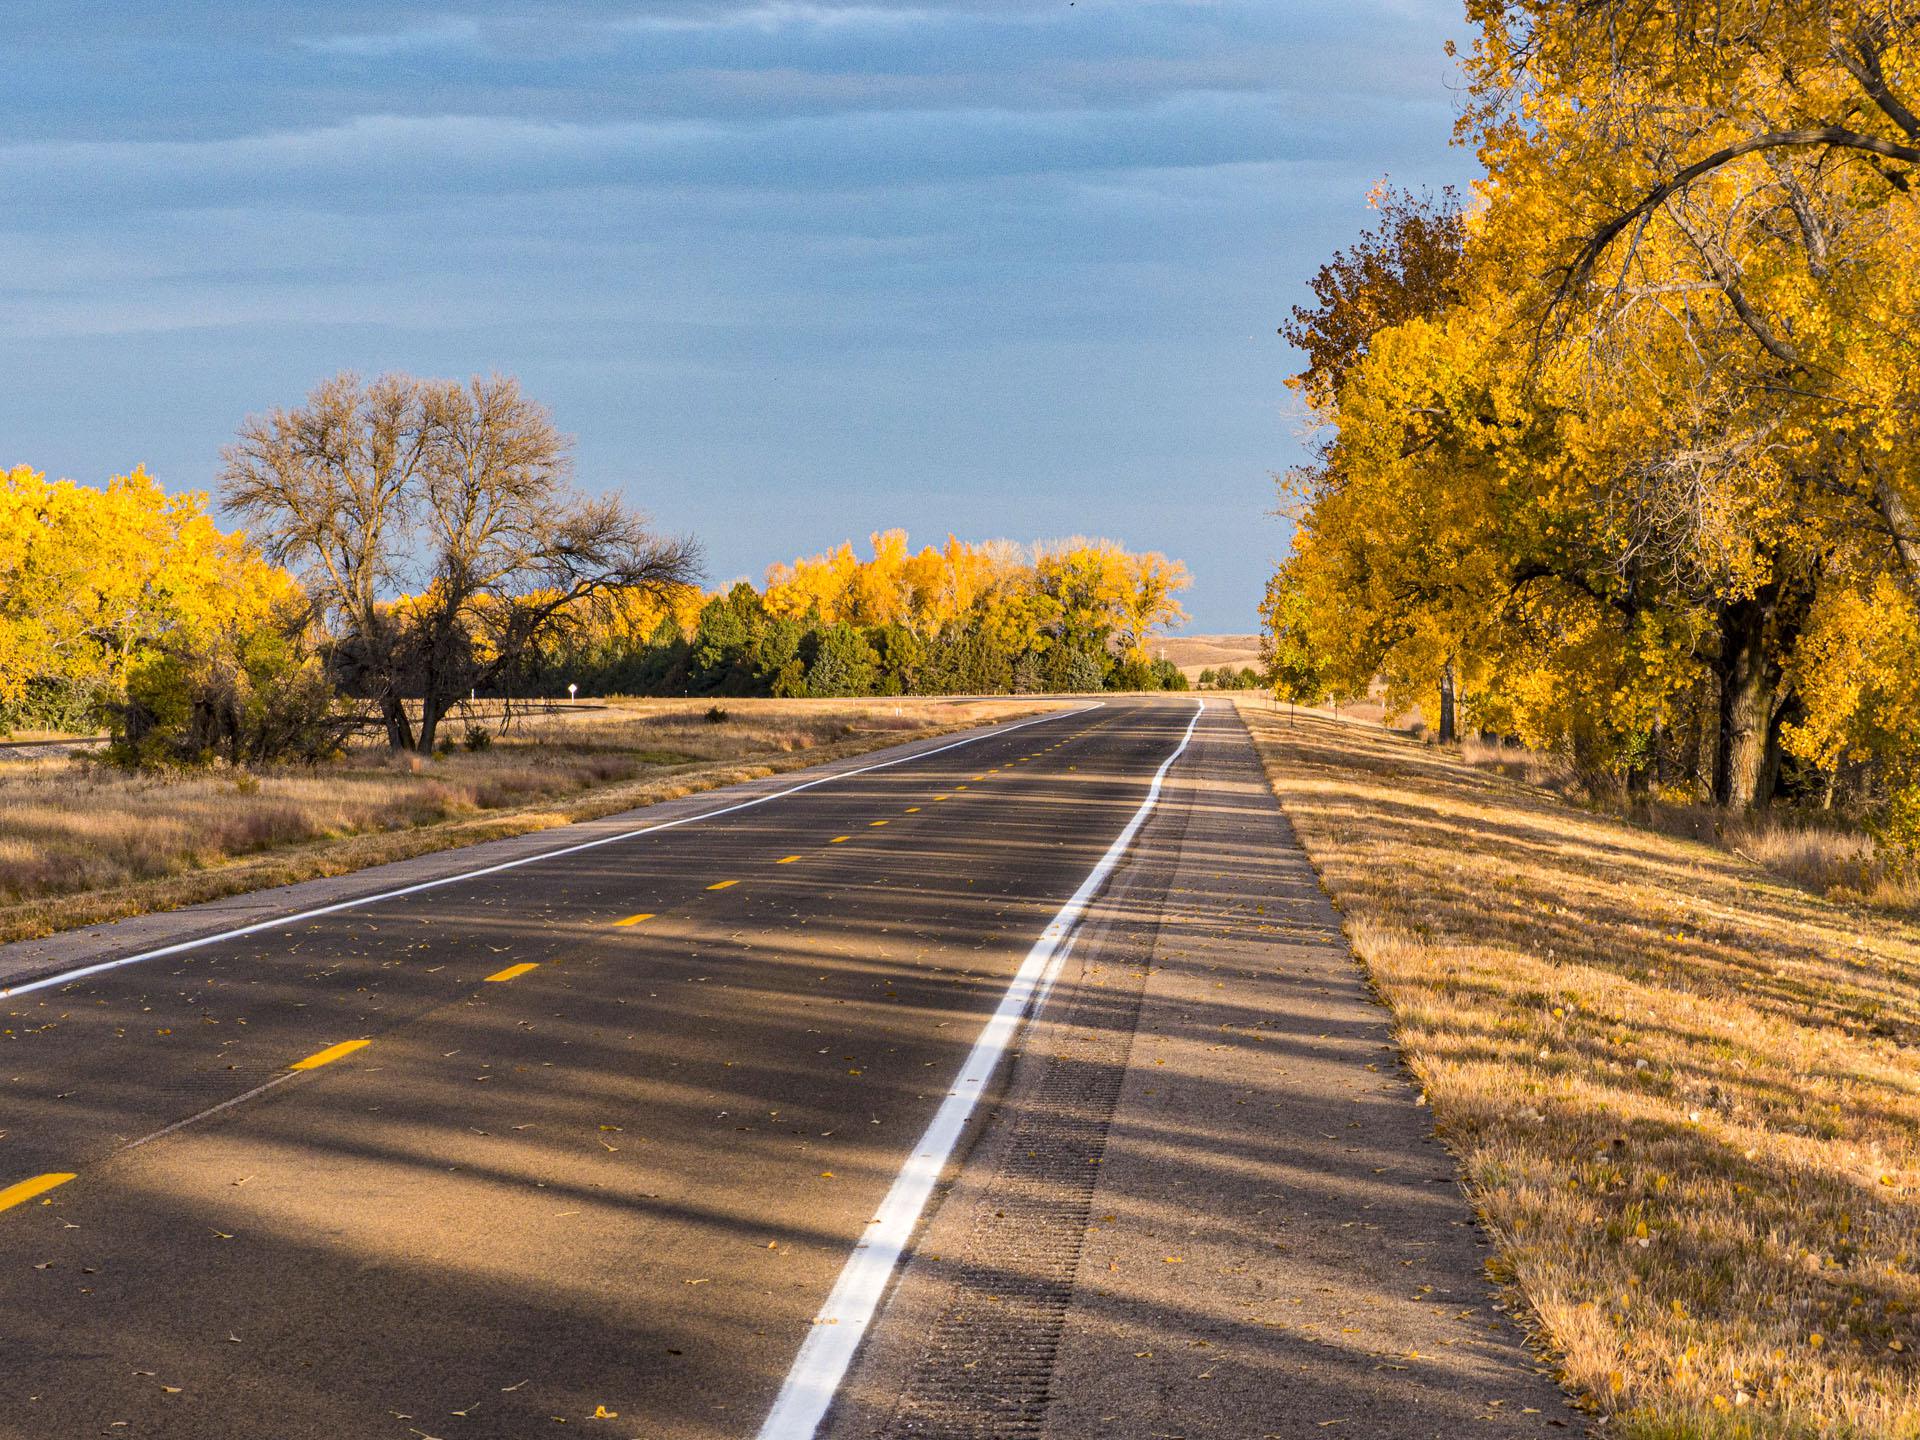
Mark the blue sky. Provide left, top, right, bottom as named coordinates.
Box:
left=4, top=1, right=1477, bottom=630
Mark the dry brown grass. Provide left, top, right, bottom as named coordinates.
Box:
left=1724, top=819, right=1878, bottom=900
left=1234, top=696, right=1920, bottom=1440
left=1451, top=734, right=1920, bottom=917
left=0, top=697, right=1052, bottom=944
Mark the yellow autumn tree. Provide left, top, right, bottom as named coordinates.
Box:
left=1271, top=6, right=1920, bottom=809
left=762, top=532, right=1188, bottom=661
left=0, top=465, right=301, bottom=735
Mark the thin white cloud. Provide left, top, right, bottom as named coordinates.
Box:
left=615, top=0, right=1244, bottom=37
left=299, top=0, right=1221, bottom=49
left=298, top=15, right=484, bottom=57
left=616, top=2, right=950, bottom=31
left=292, top=2, right=985, bottom=55
left=0, top=91, right=1350, bottom=220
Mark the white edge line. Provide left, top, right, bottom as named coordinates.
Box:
left=1, top=703, right=1102, bottom=1001
left=1028, top=929, right=1077, bottom=1021
left=753, top=697, right=1206, bottom=1440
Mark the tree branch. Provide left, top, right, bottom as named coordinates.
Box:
left=1834, top=26, right=1920, bottom=145
left=1558, top=126, right=1920, bottom=299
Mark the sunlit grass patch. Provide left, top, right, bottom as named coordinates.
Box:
left=1236, top=698, right=1920, bottom=1439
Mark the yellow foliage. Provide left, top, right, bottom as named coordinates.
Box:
left=0, top=465, right=297, bottom=728
left=761, top=530, right=1187, bottom=654
left=1270, top=8, right=1920, bottom=803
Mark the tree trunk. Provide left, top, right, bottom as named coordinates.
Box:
left=1759, top=692, right=1801, bottom=806
left=382, top=694, right=415, bottom=752
left=1759, top=708, right=1786, bottom=806
left=1627, top=718, right=1663, bottom=796
left=414, top=615, right=468, bottom=753
left=417, top=692, right=446, bottom=754
left=1873, top=474, right=1920, bottom=590
left=1713, top=594, right=1777, bottom=809
left=1437, top=660, right=1457, bottom=745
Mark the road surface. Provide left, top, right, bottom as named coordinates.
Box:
left=0, top=700, right=1191, bottom=1437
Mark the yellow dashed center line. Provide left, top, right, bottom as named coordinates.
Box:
left=614, top=912, right=655, bottom=927
left=903, top=806, right=921, bottom=813
left=706, top=879, right=739, bottom=891
left=290, top=1039, right=370, bottom=1072
left=933, top=794, right=951, bottom=802
left=777, top=855, right=803, bottom=864
left=0, top=1172, right=75, bottom=1214
left=485, top=962, right=540, bottom=983
left=869, top=819, right=889, bottom=827
left=830, top=835, right=852, bottom=844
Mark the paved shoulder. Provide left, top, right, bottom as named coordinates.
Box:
left=827, top=704, right=1583, bottom=1438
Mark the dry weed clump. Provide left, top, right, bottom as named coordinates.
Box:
left=1458, top=733, right=1584, bottom=798
left=1633, top=802, right=1919, bottom=914
left=0, top=696, right=1045, bottom=935
left=1725, top=818, right=1878, bottom=898
left=1236, top=699, right=1920, bottom=1440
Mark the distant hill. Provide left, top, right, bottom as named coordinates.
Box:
left=1156, top=633, right=1262, bottom=681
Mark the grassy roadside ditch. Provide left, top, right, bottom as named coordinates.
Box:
left=0, top=697, right=1056, bottom=946
left=1234, top=698, right=1920, bottom=1439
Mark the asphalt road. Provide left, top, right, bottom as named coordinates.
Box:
left=0, top=698, right=1203, bottom=1440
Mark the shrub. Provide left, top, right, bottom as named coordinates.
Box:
left=804, top=624, right=880, bottom=698
left=110, top=621, right=348, bottom=770
left=1052, top=646, right=1108, bottom=694
left=705, top=705, right=731, bottom=724
left=1151, top=657, right=1188, bottom=691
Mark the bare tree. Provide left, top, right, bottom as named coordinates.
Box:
left=220, top=373, right=429, bottom=747
left=222, top=372, right=701, bottom=752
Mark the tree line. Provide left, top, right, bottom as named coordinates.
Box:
left=1264, top=5, right=1920, bottom=833
left=2, top=373, right=1190, bottom=763
left=1196, top=666, right=1264, bottom=691
left=520, top=532, right=1191, bottom=700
